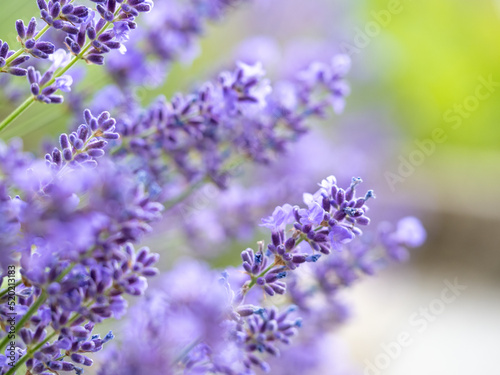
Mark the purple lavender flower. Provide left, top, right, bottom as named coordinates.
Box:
left=0, top=0, right=154, bottom=117
left=55, top=75, right=73, bottom=92
left=379, top=216, right=427, bottom=261
left=237, top=175, right=373, bottom=299
left=48, top=48, right=71, bottom=71
left=329, top=225, right=355, bottom=251
left=298, top=202, right=325, bottom=226
left=97, top=260, right=302, bottom=375
left=109, top=57, right=350, bottom=201
left=113, top=21, right=131, bottom=43
left=0, top=105, right=164, bottom=373
left=104, top=0, right=241, bottom=87
left=97, top=260, right=233, bottom=375
left=260, top=204, right=294, bottom=231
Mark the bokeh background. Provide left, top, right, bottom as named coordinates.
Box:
left=1, top=0, right=499, bottom=374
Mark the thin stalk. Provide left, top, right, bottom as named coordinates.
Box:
left=5, top=333, right=54, bottom=375
left=0, top=291, right=47, bottom=352
left=245, top=262, right=277, bottom=292
left=2, top=24, right=51, bottom=68
left=0, top=263, right=75, bottom=352
left=0, top=280, right=22, bottom=299
left=0, top=97, right=35, bottom=133
left=0, top=8, right=121, bottom=134
left=163, top=177, right=209, bottom=211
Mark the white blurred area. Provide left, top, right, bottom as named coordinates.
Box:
left=338, top=229, right=500, bottom=375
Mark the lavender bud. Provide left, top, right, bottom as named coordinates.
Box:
left=87, top=27, right=97, bottom=40
left=237, top=305, right=258, bottom=317
left=26, top=18, right=37, bottom=39
left=8, top=67, right=27, bottom=76
left=16, top=20, right=26, bottom=39
left=62, top=4, right=74, bottom=14
left=87, top=149, right=105, bottom=158
left=356, top=216, right=370, bottom=225
left=86, top=54, right=104, bottom=65
left=30, top=83, right=40, bottom=96
left=71, top=353, right=93, bottom=366
left=50, top=2, right=61, bottom=18
left=37, top=0, right=48, bottom=11
left=25, top=39, right=35, bottom=49
left=19, top=328, right=32, bottom=345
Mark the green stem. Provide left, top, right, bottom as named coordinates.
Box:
left=244, top=228, right=323, bottom=294
left=0, top=291, right=47, bottom=352
left=245, top=262, right=277, bottom=292
left=2, top=24, right=51, bottom=68
left=0, top=9, right=120, bottom=134
left=5, top=333, right=54, bottom=375
left=0, top=263, right=75, bottom=352
left=0, top=97, right=35, bottom=133
left=0, top=280, right=22, bottom=299
left=163, top=177, right=209, bottom=211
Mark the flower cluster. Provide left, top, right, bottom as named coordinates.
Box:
left=95, top=176, right=426, bottom=375
left=106, top=0, right=242, bottom=87
left=232, top=305, right=302, bottom=372
left=36, top=0, right=152, bottom=64
left=45, top=109, right=119, bottom=170
left=237, top=176, right=373, bottom=298
left=111, top=57, right=350, bottom=199
left=96, top=260, right=303, bottom=375
left=26, top=65, right=67, bottom=103
left=97, top=261, right=232, bottom=375
left=0, top=40, right=31, bottom=77
left=0, top=0, right=153, bottom=117
left=0, top=106, right=163, bottom=373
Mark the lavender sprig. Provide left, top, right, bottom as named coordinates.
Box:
left=106, top=0, right=243, bottom=87
left=111, top=56, right=350, bottom=201
left=0, top=109, right=162, bottom=373
left=238, top=176, right=373, bottom=299
left=45, top=109, right=119, bottom=170
left=0, top=0, right=153, bottom=133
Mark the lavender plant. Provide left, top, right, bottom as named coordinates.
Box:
left=0, top=0, right=426, bottom=374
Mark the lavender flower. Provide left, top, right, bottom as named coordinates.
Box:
left=0, top=40, right=30, bottom=77
left=35, top=0, right=152, bottom=65
left=106, top=0, right=243, bottom=87
left=0, top=2, right=429, bottom=375
left=45, top=109, right=119, bottom=170
left=97, top=261, right=232, bottom=375
left=97, top=260, right=302, bottom=375
left=237, top=175, right=373, bottom=297
left=95, top=175, right=426, bottom=375
left=25, top=65, right=66, bottom=103
left=0, top=107, right=163, bottom=373
left=0, top=0, right=153, bottom=122
left=110, top=56, right=350, bottom=201
left=16, top=18, right=55, bottom=59
left=379, top=216, right=427, bottom=261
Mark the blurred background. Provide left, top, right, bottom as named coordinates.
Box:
left=1, top=0, right=500, bottom=374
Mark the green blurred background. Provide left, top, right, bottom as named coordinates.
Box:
left=1, top=1, right=499, bottom=374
